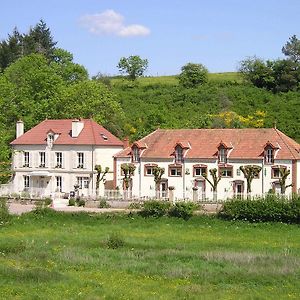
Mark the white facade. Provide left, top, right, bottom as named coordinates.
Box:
left=115, top=157, right=295, bottom=200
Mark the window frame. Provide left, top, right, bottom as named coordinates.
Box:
left=24, top=152, right=30, bottom=167
left=56, top=152, right=63, bottom=168
left=24, top=175, right=30, bottom=188
left=39, top=152, right=46, bottom=168
left=56, top=176, right=62, bottom=192
left=219, top=167, right=233, bottom=178
left=169, top=165, right=182, bottom=177
left=132, top=146, right=140, bottom=163
left=218, top=147, right=227, bottom=164
left=271, top=166, right=286, bottom=179
left=175, top=146, right=184, bottom=164
left=193, top=165, right=207, bottom=177
left=77, top=176, right=89, bottom=189
left=77, top=152, right=84, bottom=168
left=144, top=164, right=158, bottom=176
left=265, top=147, right=274, bottom=164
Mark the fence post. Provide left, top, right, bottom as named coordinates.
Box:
left=192, top=187, right=198, bottom=202
left=168, top=186, right=175, bottom=204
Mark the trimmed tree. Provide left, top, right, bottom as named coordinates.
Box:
left=203, top=168, right=221, bottom=200
left=240, top=165, right=262, bottom=195
left=121, top=163, right=136, bottom=199
left=279, top=168, right=292, bottom=194
left=94, top=165, right=109, bottom=196
left=152, top=166, right=165, bottom=199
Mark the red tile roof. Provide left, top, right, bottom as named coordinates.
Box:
left=115, top=128, right=300, bottom=160
left=11, top=119, right=123, bottom=146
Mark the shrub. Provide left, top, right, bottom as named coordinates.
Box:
left=105, top=233, right=125, bottom=249
left=128, top=202, right=143, bottom=209
left=218, top=195, right=300, bottom=223
left=140, top=200, right=171, bottom=217
left=0, top=198, right=11, bottom=224
left=44, top=198, right=52, bottom=206
left=68, top=198, right=75, bottom=206
left=78, top=199, right=85, bottom=207
left=168, top=201, right=198, bottom=220
left=99, top=199, right=111, bottom=208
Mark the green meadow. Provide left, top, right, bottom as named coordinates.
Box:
left=0, top=209, right=300, bottom=299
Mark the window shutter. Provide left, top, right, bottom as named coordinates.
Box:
left=35, top=152, right=39, bottom=168
left=18, top=152, right=22, bottom=168
left=73, top=151, right=77, bottom=169
left=83, top=153, right=87, bottom=169
left=50, top=152, right=55, bottom=168
left=29, top=152, right=33, bottom=168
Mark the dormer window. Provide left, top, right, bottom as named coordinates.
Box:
left=132, top=146, right=140, bottom=163
left=47, top=133, right=54, bottom=148
left=265, top=148, right=274, bottom=164
left=219, top=147, right=227, bottom=164
left=175, top=145, right=183, bottom=163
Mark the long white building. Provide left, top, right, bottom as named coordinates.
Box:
left=10, top=119, right=124, bottom=197
left=114, top=128, right=300, bottom=200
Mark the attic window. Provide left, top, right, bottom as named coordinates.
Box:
left=100, top=133, right=108, bottom=141
left=175, top=145, right=183, bottom=163
left=218, top=146, right=227, bottom=164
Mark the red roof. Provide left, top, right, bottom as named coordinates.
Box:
left=11, top=119, right=123, bottom=146
left=115, top=128, right=300, bottom=160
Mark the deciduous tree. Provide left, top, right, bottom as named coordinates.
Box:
left=178, top=63, right=208, bottom=88
left=117, top=55, right=148, bottom=80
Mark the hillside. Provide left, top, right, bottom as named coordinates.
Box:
left=111, top=73, right=300, bottom=143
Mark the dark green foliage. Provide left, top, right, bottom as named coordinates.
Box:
left=0, top=198, right=11, bottom=224
left=140, top=200, right=171, bottom=217
left=68, top=198, right=75, bottom=206
left=77, top=199, right=85, bottom=207
left=128, top=202, right=143, bottom=209
left=99, top=199, right=111, bottom=208
left=117, top=55, right=148, bottom=80
left=178, top=63, right=208, bottom=88
left=218, top=195, right=300, bottom=223
left=105, top=232, right=125, bottom=249
left=168, top=201, right=198, bottom=220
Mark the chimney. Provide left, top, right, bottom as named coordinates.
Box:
left=71, top=119, right=84, bottom=138
left=16, top=120, right=24, bottom=138
left=123, top=137, right=129, bottom=148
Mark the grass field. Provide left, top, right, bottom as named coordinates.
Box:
left=1, top=209, right=300, bottom=299
left=111, top=72, right=242, bottom=86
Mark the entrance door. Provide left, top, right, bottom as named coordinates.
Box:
left=234, top=181, right=244, bottom=199
left=196, top=180, right=205, bottom=200
left=274, top=182, right=281, bottom=195
left=160, top=181, right=168, bottom=198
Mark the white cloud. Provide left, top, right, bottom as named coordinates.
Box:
left=79, top=9, right=150, bottom=37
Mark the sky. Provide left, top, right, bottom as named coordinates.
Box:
left=1, top=0, right=300, bottom=77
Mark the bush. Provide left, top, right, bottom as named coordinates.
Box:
left=99, top=199, right=111, bottom=208
left=140, top=200, right=171, bottom=217
left=105, top=233, right=125, bottom=249
left=218, top=195, right=300, bottom=223
left=78, top=199, right=85, bottom=207
left=68, top=198, right=75, bottom=206
left=0, top=198, right=11, bottom=224
left=168, top=201, right=198, bottom=220
left=128, top=202, right=143, bottom=209
left=44, top=198, right=52, bottom=206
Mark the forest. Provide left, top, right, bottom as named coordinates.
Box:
left=0, top=21, right=299, bottom=182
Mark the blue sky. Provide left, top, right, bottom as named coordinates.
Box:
left=1, top=0, right=299, bottom=77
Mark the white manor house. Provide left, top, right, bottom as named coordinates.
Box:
left=114, top=128, right=300, bottom=200
left=7, top=119, right=300, bottom=201
left=10, top=119, right=124, bottom=198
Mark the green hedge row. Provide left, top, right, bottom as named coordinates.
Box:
left=140, top=200, right=198, bottom=220
left=218, top=195, right=300, bottom=223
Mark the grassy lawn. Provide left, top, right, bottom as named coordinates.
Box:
left=0, top=209, right=299, bottom=299
left=111, top=72, right=242, bottom=86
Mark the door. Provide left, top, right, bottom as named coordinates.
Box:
left=196, top=180, right=205, bottom=200
left=234, top=181, right=244, bottom=199
left=160, top=181, right=168, bottom=198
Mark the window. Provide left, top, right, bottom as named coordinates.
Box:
left=220, top=167, right=233, bottom=178
left=24, top=175, right=30, bottom=188
left=169, top=166, right=182, bottom=177
left=265, top=148, right=274, bottom=164
left=272, top=167, right=285, bottom=179
left=56, top=152, right=63, bottom=168
left=24, top=152, right=29, bottom=167
left=132, top=146, right=140, bottom=163
left=236, top=169, right=241, bottom=176
left=77, top=152, right=84, bottom=168
left=145, top=166, right=156, bottom=176
left=194, top=167, right=207, bottom=177
left=219, top=147, right=227, bottom=163
left=56, top=176, right=62, bottom=192
left=77, top=177, right=89, bottom=189
left=39, top=152, right=46, bottom=167
left=175, top=146, right=183, bottom=163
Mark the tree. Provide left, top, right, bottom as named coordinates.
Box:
left=178, top=63, right=208, bottom=88
left=203, top=168, right=221, bottom=200
left=239, top=165, right=262, bottom=195
left=121, top=163, right=136, bottom=199
left=152, top=166, right=165, bottom=198
left=95, top=165, right=109, bottom=197
left=282, top=35, right=300, bottom=63
left=117, top=55, right=148, bottom=80
left=239, top=57, right=275, bottom=90
left=278, top=168, right=292, bottom=194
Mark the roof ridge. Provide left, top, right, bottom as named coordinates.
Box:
left=274, top=128, right=297, bottom=159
